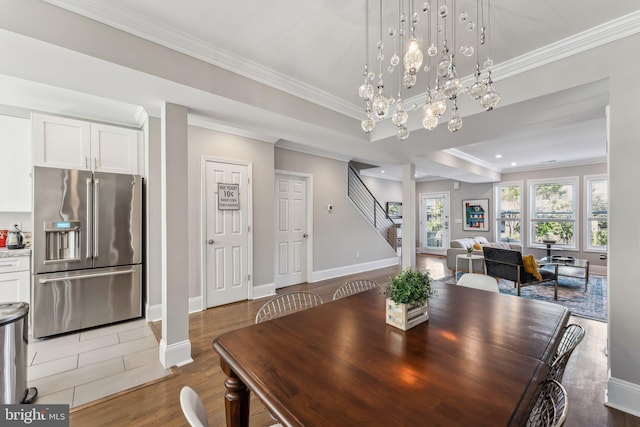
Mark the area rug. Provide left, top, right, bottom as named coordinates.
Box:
left=436, top=274, right=608, bottom=322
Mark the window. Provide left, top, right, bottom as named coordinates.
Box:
left=529, top=177, right=578, bottom=249
left=585, top=175, right=608, bottom=251
left=495, top=182, right=522, bottom=243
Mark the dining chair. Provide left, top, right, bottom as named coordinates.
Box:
left=255, top=291, right=324, bottom=323
left=456, top=273, right=499, bottom=293
left=180, top=386, right=208, bottom=427
left=181, top=385, right=283, bottom=427
left=548, top=324, right=586, bottom=382
left=332, top=279, right=380, bottom=300
left=526, top=379, right=568, bottom=427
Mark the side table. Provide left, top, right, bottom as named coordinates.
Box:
left=455, top=253, right=485, bottom=282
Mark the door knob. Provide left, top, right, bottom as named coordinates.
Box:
left=208, top=239, right=215, bottom=244
left=303, top=234, right=308, bottom=238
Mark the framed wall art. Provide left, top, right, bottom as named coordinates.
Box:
left=463, top=198, right=489, bottom=231
left=386, top=202, right=402, bottom=219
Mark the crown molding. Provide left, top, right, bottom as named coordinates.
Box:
left=42, top=0, right=362, bottom=120
left=493, top=10, right=640, bottom=81
left=443, top=148, right=500, bottom=171
left=188, top=115, right=280, bottom=144
left=41, top=1, right=640, bottom=123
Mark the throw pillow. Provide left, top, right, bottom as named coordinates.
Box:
left=473, top=243, right=482, bottom=250
left=492, top=241, right=511, bottom=249
left=522, top=254, right=542, bottom=280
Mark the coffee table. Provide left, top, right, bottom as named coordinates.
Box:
left=539, top=256, right=590, bottom=291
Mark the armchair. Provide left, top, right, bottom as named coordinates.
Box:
left=482, top=247, right=559, bottom=299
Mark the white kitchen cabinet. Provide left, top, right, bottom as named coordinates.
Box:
left=90, top=122, right=141, bottom=174
left=32, top=113, right=142, bottom=175
left=32, top=113, right=91, bottom=171
left=0, top=115, right=32, bottom=212
left=0, top=255, right=30, bottom=304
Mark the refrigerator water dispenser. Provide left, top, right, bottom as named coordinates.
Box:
left=44, top=221, right=81, bottom=263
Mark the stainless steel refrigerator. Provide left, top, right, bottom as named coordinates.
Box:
left=31, top=166, right=142, bottom=338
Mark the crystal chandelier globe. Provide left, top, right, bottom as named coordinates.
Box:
left=358, top=0, right=500, bottom=139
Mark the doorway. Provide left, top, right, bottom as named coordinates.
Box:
left=274, top=172, right=312, bottom=288
left=420, top=192, right=450, bottom=255
left=202, top=158, right=252, bottom=308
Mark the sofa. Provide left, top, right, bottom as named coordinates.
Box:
left=446, top=236, right=522, bottom=276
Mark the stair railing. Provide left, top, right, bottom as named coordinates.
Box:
left=347, top=163, right=397, bottom=249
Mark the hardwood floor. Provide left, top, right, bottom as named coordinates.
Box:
left=70, top=255, right=640, bottom=426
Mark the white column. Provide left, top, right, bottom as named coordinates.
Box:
left=401, top=163, right=416, bottom=270
left=159, top=102, right=192, bottom=368
left=606, top=58, right=640, bottom=414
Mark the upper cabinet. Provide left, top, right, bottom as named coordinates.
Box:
left=0, top=115, right=32, bottom=212
left=32, top=113, right=142, bottom=175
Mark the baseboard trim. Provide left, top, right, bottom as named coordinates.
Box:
left=311, top=257, right=400, bottom=283
left=146, top=296, right=203, bottom=322
left=606, top=376, right=640, bottom=417
left=147, top=260, right=399, bottom=316
left=251, top=282, right=277, bottom=300
left=146, top=303, right=162, bottom=322
left=159, top=338, right=192, bottom=368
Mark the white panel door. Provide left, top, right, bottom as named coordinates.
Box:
left=205, top=161, right=249, bottom=307
left=275, top=175, right=307, bottom=288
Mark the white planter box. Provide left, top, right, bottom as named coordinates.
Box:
left=385, top=297, right=429, bottom=331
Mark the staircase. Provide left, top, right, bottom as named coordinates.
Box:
left=347, top=163, right=398, bottom=250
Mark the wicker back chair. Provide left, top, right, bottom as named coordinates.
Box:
left=332, top=279, right=380, bottom=300
left=526, top=379, right=568, bottom=427
left=548, top=324, right=585, bottom=382
left=255, top=291, right=324, bottom=323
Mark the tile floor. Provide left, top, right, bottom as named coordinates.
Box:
left=27, top=318, right=172, bottom=408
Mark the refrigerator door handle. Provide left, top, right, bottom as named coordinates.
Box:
left=86, top=177, right=93, bottom=260
left=94, top=178, right=100, bottom=259
left=38, top=269, right=136, bottom=284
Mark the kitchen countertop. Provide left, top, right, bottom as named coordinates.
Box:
left=0, top=247, right=31, bottom=257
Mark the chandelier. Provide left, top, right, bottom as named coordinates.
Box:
left=358, top=0, right=500, bottom=140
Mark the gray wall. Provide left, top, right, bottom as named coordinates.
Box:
left=415, top=162, right=607, bottom=267
left=145, top=117, right=162, bottom=307
left=187, top=125, right=275, bottom=295
left=275, top=148, right=397, bottom=271
left=361, top=175, right=403, bottom=223
left=416, top=180, right=493, bottom=245
left=502, top=163, right=607, bottom=266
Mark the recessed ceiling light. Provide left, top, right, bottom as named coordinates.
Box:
left=511, top=162, right=517, bottom=166
left=495, top=154, right=502, bottom=158
left=381, top=170, right=385, bottom=173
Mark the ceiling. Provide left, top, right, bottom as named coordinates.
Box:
left=3, top=1, right=639, bottom=182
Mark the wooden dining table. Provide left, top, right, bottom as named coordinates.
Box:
left=213, top=281, right=570, bottom=426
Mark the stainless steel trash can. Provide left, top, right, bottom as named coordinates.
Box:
left=0, top=302, right=29, bottom=404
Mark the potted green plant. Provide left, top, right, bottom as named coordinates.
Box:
left=466, top=246, right=474, bottom=257
left=385, top=268, right=432, bottom=331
